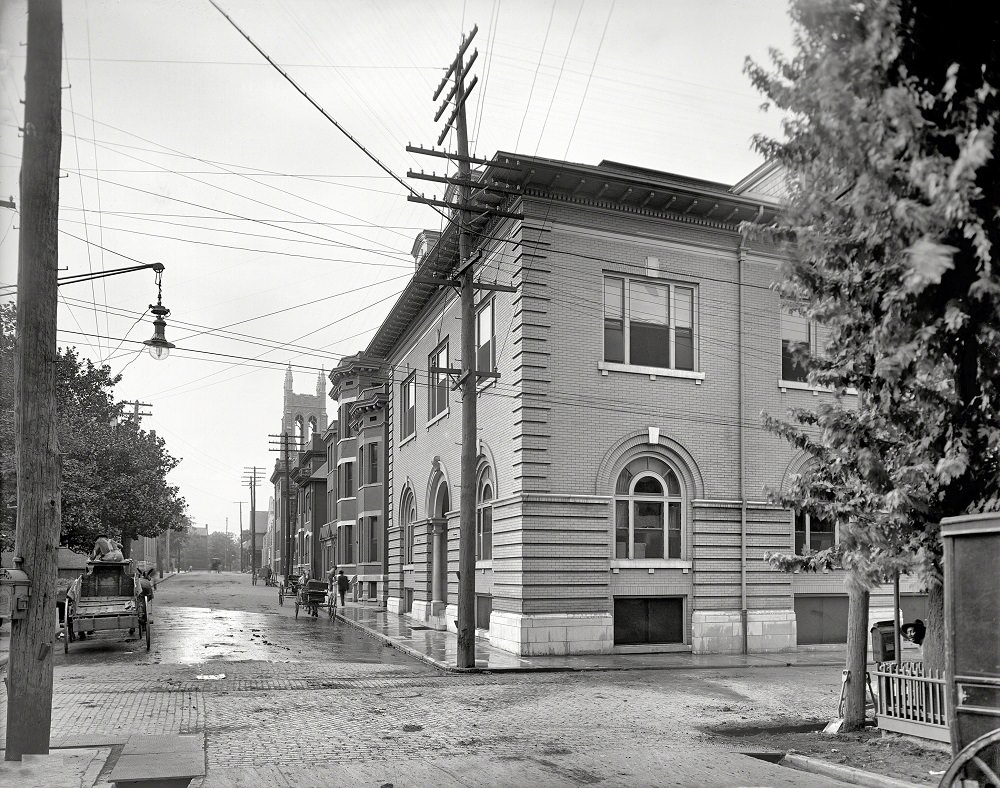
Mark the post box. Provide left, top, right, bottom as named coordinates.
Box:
left=0, top=567, right=31, bottom=620
left=942, top=511, right=1000, bottom=764
left=870, top=620, right=896, bottom=662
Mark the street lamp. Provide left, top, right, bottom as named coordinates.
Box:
left=143, top=264, right=176, bottom=361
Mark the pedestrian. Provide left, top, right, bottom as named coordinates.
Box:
left=336, top=569, right=350, bottom=607
left=251, top=566, right=258, bottom=586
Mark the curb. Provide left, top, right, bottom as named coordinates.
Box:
left=333, top=614, right=847, bottom=674
left=783, top=752, right=925, bottom=788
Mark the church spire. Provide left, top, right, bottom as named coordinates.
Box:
left=284, top=364, right=293, bottom=393
left=316, top=368, right=326, bottom=398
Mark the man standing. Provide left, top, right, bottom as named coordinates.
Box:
left=336, top=570, right=350, bottom=607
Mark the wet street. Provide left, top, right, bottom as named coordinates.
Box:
left=1, top=571, right=857, bottom=786
left=55, top=570, right=425, bottom=670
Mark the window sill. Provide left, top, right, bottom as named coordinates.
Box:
left=477, top=376, right=497, bottom=394
left=778, top=379, right=857, bottom=395
left=426, top=409, right=449, bottom=429
left=610, top=559, right=692, bottom=570
left=476, top=560, right=493, bottom=570
left=403, top=564, right=415, bottom=573
left=336, top=496, right=356, bottom=504
left=598, top=361, right=705, bottom=383
left=399, top=432, right=416, bottom=448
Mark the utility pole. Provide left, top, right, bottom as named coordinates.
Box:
left=242, top=467, right=265, bottom=577
left=232, top=501, right=245, bottom=572
left=121, top=400, right=152, bottom=424
left=269, top=432, right=301, bottom=579
left=7, top=0, right=62, bottom=760
left=225, top=517, right=229, bottom=571
left=408, top=26, right=520, bottom=668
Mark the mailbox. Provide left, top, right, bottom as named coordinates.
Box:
left=0, top=567, right=31, bottom=620
left=870, top=620, right=896, bottom=662
left=942, top=511, right=1000, bottom=766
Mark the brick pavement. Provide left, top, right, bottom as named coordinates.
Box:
left=0, top=571, right=863, bottom=786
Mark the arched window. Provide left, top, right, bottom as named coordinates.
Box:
left=401, top=488, right=416, bottom=564
left=476, top=465, right=493, bottom=560
left=614, top=456, right=683, bottom=559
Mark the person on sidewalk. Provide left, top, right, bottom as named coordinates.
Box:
left=336, top=570, right=350, bottom=607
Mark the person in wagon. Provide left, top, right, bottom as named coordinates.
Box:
left=90, top=536, right=124, bottom=562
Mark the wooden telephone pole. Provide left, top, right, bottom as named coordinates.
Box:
left=408, top=26, right=520, bottom=668
left=242, top=467, right=265, bottom=577
left=7, top=0, right=63, bottom=760
left=269, top=432, right=302, bottom=579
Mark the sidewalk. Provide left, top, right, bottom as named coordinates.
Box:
left=335, top=604, right=850, bottom=672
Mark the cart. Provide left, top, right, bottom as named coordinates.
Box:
left=295, top=580, right=335, bottom=618
left=295, top=579, right=333, bottom=619
left=63, top=561, right=151, bottom=653
left=277, top=573, right=301, bottom=606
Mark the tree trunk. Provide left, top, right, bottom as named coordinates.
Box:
left=842, top=573, right=870, bottom=731
left=120, top=538, right=132, bottom=559
left=922, top=580, right=944, bottom=672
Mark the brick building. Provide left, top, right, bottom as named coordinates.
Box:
left=327, top=153, right=924, bottom=655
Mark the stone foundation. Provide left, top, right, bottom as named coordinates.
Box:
left=691, top=610, right=743, bottom=654
left=747, top=609, right=796, bottom=652
left=489, top=612, right=614, bottom=656
left=386, top=596, right=402, bottom=615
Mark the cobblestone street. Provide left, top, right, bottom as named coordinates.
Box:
left=2, top=571, right=862, bottom=786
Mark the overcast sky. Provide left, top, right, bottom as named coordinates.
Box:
left=0, top=0, right=794, bottom=538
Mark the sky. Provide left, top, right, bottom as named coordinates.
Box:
left=0, top=0, right=795, bottom=537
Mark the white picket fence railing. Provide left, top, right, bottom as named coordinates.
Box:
left=873, top=661, right=950, bottom=743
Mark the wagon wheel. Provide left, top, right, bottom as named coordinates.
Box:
left=145, top=617, right=151, bottom=651
left=939, top=728, right=1000, bottom=788
left=328, top=596, right=335, bottom=618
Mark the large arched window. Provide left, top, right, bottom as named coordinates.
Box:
left=476, top=465, right=493, bottom=560
left=614, top=456, right=683, bottom=559
left=401, top=488, right=416, bottom=564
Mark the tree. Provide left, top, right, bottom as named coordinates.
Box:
left=744, top=0, right=1000, bottom=713
left=0, top=304, right=188, bottom=552
left=208, top=531, right=239, bottom=571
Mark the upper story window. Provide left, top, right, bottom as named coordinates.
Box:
left=340, top=404, right=352, bottom=439
left=604, top=276, right=696, bottom=371
left=368, top=443, right=379, bottom=484
left=476, top=299, right=495, bottom=374
left=781, top=307, right=812, bottom=382
left=401, top=489, right=415, bottom=564
left=368, top=515, right=379, bottom=562
left=614, top=456, right=683, bottom=559
left=400, top=373, right=416, bottom=440
left=795, top=511, right=837, bottom=554
left=476, top=466, right=493, bottom=561
left=429, top=340, right=449, bottom=419
left=342, top=462, right=354, bottom=499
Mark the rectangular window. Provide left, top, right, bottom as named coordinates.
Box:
left=429, top=341, right=449, bottom=419
left=369, top=515, right=379, bottom=562
left=344, top=522, right=353, bottom=563
left=368, top=443, right=379, bottom=484
left=604, top=277, right=625, bottom=363
left=781, top=307, right=811, bottom=382
left=368, top=580, right=377, bottom=600
left=404, top=518, right=414, bottom=564
left=357, top=445, right=364, bottom=486
left=604, top=275, right=697, bottom=370
left=343, top=462, right=353, bottom=498
left=476, top=299, right=495, bottom=374
left=400, top=373, right=416, bottom=439
left=477, top=506, right=492, bottom=560
left=795, top=511, right=837, bottom=553
left=629, top=280, right=670, bottom=368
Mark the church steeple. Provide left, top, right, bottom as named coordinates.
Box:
left=316, top=368, right=326, bottom=398
left=284, top=364, right=293, bottom=393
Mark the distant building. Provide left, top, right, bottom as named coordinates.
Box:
left=269, top=365, right=327, bottom=577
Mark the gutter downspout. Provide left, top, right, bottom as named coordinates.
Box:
left=738, top=236, right=749, bottom=655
